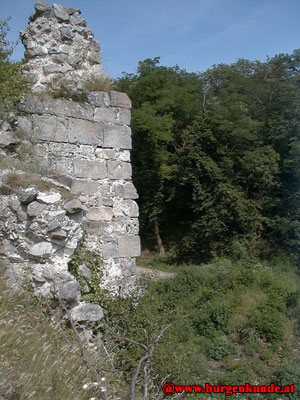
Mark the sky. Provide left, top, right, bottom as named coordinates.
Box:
left=1, top=0, right=299, bottom=78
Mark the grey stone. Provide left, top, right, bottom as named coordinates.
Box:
left=123, top=182, right=138, bottom=199
left=95, top=148, right=116, bottom=159
left=53, top=4, right=70, bottom=21
left=118, top=236, right=141, bottom=257
left=32, top=115, right=68, bottom=143
left=9, top=199, right=27, bottom=221
left=43, top=63, right=63, bottom=75
left=64, top=198, right=83, bottom=214
left=27, top=201, right=47, bottom=217
left=87, top=91, right=110, bottom=107
left=59, top=281, right=80, bottom=302
left=70, top=303, right=103, bottom=321
left=78, top=262, right=92, bottom=280
left=103, top=125, right=132, bottom=149
left=34, top=2, right=52, bottom=13
left=107, top=161, right=132, bottom=180
left=70, top=14, right=82, bottom=25
left=0, top=131, right=20, bottom=147
left=37, top=192, right=62, bottom=204
left=87, top=51, right=101, bottom=64
left=53, top=174, right=73, bottom=188
left=94, top=107, right=115, bottom=124
left=25, top=46, right=47, bottom=57
left=73, top=159, right=107, bottom=180
left=71, top=180, right=99, bottom=196
left=68, top=118, right=103, bottom=145
left=109, top=91, right=132, bottom=109
left=114, top=199, right=139, bottom=218
left=18, top=187, right=38, bottom=204
left=102, top=242, right=119, bottom=259
left=60, top=27, right=73, bottom=41
left=48, top=220, right=62, bottom=232
left=87, top=207, right=113, bottom=221
left=51, top=230, right=67, bottom=240
left=84, top=220, right=106, bottom=234
left=1, top=121, right=12, bottom=131
left=116, top=108, right=131, bottom=125
left=29, top=241, right=52, bottom=258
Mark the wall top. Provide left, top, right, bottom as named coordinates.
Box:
left=20, top=2, right=103, bottom=95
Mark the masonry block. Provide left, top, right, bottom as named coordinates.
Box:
left=107, top=161, right=132, bottom=180
left=68, top=118, right=103, bottom=145
left=32, top=115, right=68, bottom=142
left=103, top=125, right=132, bottom=149
left=118, top=236, right=141, bottom=257
left=73, top=159, right=107, bottom=179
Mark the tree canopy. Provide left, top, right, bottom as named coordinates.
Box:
left=115, top=51, right=300, bottom=263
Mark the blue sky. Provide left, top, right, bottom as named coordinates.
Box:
left=1, top=0, right=299, bottom=78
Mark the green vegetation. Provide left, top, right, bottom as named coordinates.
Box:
left=102, top=255, right=300, bottom=399
left=115, top=52, right=300, bottom=263
left=0, top=19, right=27, bottom=116
left=0, top=275, right=103, bottom=400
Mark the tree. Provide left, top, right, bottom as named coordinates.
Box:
left=0, top=18, right=26, bottom=115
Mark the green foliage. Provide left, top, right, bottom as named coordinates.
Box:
left=0, top=19, right=27, bottom=114
left=117, top=51, right=300, bottom=262
left=0, top=275, right=101, bottom=400
left=101, top=256, right=300, bottom=398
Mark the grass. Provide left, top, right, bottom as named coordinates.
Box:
left=0, top=275, right=101, bottom=400
left=1, top=172, right=74, bottom=200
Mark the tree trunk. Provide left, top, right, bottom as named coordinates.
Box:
left=154, top=219, right=165, bottom=257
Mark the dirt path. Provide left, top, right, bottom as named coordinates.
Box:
left=136, top=266, right=176, bottom=281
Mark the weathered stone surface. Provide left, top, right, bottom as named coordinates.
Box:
left=53, top=4, right=70, bottom=21
left=78, top=262, right=91, bottom=280
left=68, top=118, right=103, bottom=145
left=9, top=198, right=27, bottom=221
left=87, top=91, right=110, bottom=107
left=87, top=207, right=113, bottom=221
left=27, top=201, right=47, bottom=217
left=118, top=236, right=141, bottom=257
left=59, top=281, right=80, bottom=302
left=107, top=161, right=132, bottom=180
left=0, top=131, right=20, bottom=147
left=73, top=159, right=107, bottom=179
left=95, top=148, right=116, bottom=159
left=18, top=187, right=38, bottom=204
left=103, top=125, right=132, bottom=149
left=71, top=180, right=99, bottom=196
left=32, top=115, right=68, bottom=142
left=102, top=242, right=119, bottom=259
left=123, top=182, right=138, bottom=199
left=64, top=198, right=83, bottom=214
left=70, top=303, right=103, bottom=321
left=114, top=199, right=139, bottom=218
left=94, top=107, right=115, bottom=124
left=29, top=241, right=53, bottom=258
left=37, top=192, right=62, bottom=204
left=51, top=229, right=67, bottom=240
left=109, top=91, right=132, bottom=109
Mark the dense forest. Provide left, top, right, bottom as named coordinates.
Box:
left=1, top=17, right=300, bottom=399
left=115, top=53, right=300, bottom=264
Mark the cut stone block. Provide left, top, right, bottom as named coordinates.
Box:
left=32, top=115, right=68, bottom=142
left=123, top=182, right=138, bottom=199
left=102, top=242, right=119, bottom=259
left=71, top=180, right=99, bottom=196
left=103, top=125, right=132, bottom=149
left=73, top=159, right=107, bottom=179
left=118, top=236, right=141, bottom=257
left=109, top=91, right=132, bottom=109
left=87, top=92, right=110, bottom=107
left=68, top=118, right=103, bottom=145
left=107, top=161, right=132, bottom=180
left=87, top=207, right=113, bottom=221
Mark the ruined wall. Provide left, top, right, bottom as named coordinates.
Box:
left=20, top=2, right=103, bottom=94
left=0, top=2, right=140, bottom=321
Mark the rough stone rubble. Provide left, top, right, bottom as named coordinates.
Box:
left=0, top=2, right=141, bottom=324
left=20, top=2, right=103, bottom=94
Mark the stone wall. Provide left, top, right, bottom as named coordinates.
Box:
left=16, top=91, right=141, bottom=295
left=20, top=2, right=103, bottom=95
left=0, top=1, right=140, bottom=322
